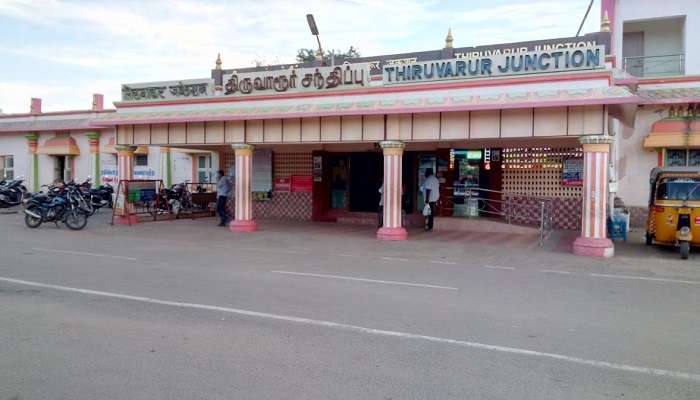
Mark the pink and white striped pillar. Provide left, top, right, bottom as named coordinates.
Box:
left=573, top=136, right=614, bottom=258
left=116, top=145, right=136, bottom=182
left=229, top=143, right=257, bottom=233
left=115, top=145, right=138, bottom=225
left=377, top=141, right=407, bottom=241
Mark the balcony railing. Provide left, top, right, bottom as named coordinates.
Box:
left=623, top=54, right=685, bottom=78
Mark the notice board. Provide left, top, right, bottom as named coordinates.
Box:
left=252, top=149, right=273, bottom=192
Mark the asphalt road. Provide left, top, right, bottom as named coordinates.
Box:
left=1, top=212, right=699, bottom=399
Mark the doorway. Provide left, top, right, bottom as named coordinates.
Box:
left=348, top=152, right=382, bottom=212
left=623, top=31, right=644, bottom=77
left=53, top=155, right=72, bottom=182
left=328, top=155, right=349, bottom=210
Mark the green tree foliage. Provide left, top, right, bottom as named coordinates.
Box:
left=295, top=46, right=361, bottom=64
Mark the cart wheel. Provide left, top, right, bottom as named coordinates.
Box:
left=680, top=241, right=690, bottom=260
left=645, top=232, right=653, bottom=246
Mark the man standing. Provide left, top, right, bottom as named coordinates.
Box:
left=216, top=169, right=233, bottom=227
left=423, top=168, right=440, bottom=231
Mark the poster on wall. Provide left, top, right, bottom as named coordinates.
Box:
left=252, top=149, right=273, bottom=192
left=562, top=158, right=583, bottom=186
left=133, top=167, right=156, bottom=180
left=101, top=155, right=118, bottom=184
left=291, top=175, right=313, bottom=192
left=274, top=177, right=291, bottom=192
left=313, top=156, right=323, bottom=182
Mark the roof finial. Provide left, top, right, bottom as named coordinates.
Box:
left=444, top=28, right=454, bottom=49
left=215, top=53, right=222, bottom=70
left=601, top=11, right=611, bottom=32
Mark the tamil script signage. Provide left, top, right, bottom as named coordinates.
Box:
left=121, top=79, right=215, bottom=102
left=383, top=45, right=604, bottom=85
left=222, top=63, right=370, bottom=96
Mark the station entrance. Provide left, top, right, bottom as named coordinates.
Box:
left=318, top=148, right=504, bottom=222
left=326, top=152, right=383, bottom=213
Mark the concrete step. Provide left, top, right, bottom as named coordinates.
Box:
left=433, top=216, right=539, bottom=235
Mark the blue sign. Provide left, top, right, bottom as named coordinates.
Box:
left=383, top=45, right=604, bottom=84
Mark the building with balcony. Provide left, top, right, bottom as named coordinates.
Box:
left=604, top=0, right=700, bottom=227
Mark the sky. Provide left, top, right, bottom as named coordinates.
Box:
left=0, top=0, right=601, bottom=114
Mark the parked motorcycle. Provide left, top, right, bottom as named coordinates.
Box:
left=0, top=177, right=28, bottom=208
left=150, top=181, right=192, bottom=216
left=76, top=178, right=113, bottom=215
left=24, top=183, right=88, bottom=230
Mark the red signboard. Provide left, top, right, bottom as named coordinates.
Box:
left=291, top=175, right=313, bottom=192
left=695, top=216, right=700, bottom=225
left=274, top=177, right=291, bottom=192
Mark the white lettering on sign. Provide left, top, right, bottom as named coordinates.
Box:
left=121, top=79, right=214, bottom=102
left=455, top=41, right=598, bottom=59
left=223, top=63, right=371, bottom=96
left=385, top=45, right=604, bottom=85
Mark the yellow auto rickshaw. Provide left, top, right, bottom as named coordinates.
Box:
left=645, top=167, right=700, bottom=259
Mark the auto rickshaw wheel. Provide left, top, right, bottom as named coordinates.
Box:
left=645, top=232, right=653, bottom=246
left=680, top=241, right=690, bottom=260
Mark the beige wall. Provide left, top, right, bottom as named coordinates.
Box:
left=116, top=106, right=607, bottom=146
left=615, top=106, right=666, bottom=208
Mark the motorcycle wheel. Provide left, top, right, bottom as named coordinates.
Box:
left=24, top=206, right=43, bottom=228
left=680, top=241, right=690, bottom=260
left=65, top=210, right=88, bottom=230
left=83, top=201, right=95, bottom=216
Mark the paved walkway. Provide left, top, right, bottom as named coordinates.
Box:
left=1, top=209, right=699, bottom=399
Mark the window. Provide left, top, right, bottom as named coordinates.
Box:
left=656, top=178, right=700, bottom=201
left=0, top=155, right=14, bottom=180
left=665, top=149, right=700, bottom=167
left=665, top=149, right=687, bottom=166
left=689, top=150, right=700, bottom=167
left=197, top=155, right=213, bottom=183
left=135, top=155, right=148, bottom=166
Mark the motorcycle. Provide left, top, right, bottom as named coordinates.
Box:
left=150, top=182, right=192, bottom=217
left=24, top=183, right=89, bottom=230
left=0, top=177, right=28, bottom=208
left=76, top=178, right=113, bottom=215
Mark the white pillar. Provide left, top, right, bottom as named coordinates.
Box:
left=229, top=143, right=257, bottom=233
left=573, top=136, right=614, bottom=257
left=377, top=141, right=407, bottom=241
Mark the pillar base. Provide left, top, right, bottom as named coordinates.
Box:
left=112, top=215, right=139, bottom=225
left=376, top=227, right=408, bottom=241
left=229, top=219, right=258, bottom=233
left=573, top=237, right=614, bottom=258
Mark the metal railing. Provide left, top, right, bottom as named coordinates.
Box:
left=449, top=186, right=554, bottom=246
left=623, top=54, right=685, bottom=77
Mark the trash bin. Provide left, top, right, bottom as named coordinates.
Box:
left=608, top=211, right=629, bottom=242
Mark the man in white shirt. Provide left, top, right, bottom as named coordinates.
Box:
left=423, top=168, right=440, bottom=231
